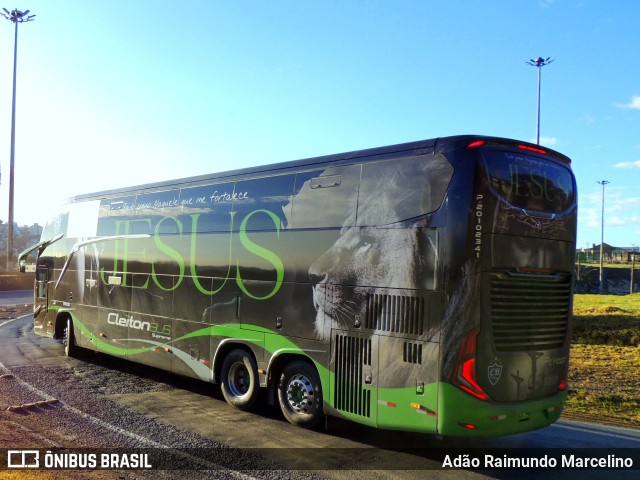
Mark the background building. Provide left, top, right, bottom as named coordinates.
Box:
left=0, top=221, right=42, bottom=272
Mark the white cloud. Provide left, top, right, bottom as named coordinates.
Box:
left=577, top=115, right=595, bottom=126
left=608, top=196, right=640, bottom=211
left=614, top=160, right=640, bottom=169
left=529, top=136, right=558, bottom=146
left=607, top=216, right=628, bottom=226
left=579, top=191, right=605, bottom=206
left=578, top=208, right=598, bottom=228
left=608, top=216, right=640, bottom=227
left=616, top=95, right=640, bottom=110
left=539, top=136, right=558, bottom=146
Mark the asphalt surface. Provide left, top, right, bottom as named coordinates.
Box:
left=0, top=289, right=32, bottom=305
left=0, top=314, right=328, bottom=480
left=0, top=293, right=639, bottom=479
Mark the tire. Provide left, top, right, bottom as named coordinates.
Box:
left=220, top=349, right=259, bottom=411
left=277, top=360, right=324, bottom=429
left=63, top=317, right=77, bottom=357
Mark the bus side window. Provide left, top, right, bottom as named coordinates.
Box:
left=289, top=165, right=361, bottom=229
left=133, top=190, right=181, bottom=234
left=97, top=196, right=137, bottom=236
left=357, top=154, right=453, bottom=226
left=233, top=174, right=296, bottom=231
left=180, top=182, right=236, bottom=233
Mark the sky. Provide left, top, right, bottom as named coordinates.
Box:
left=0, top=0, right=638, bottom=250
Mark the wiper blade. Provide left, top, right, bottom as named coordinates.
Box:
left=17, top=233, right=64, bottom=272
left=55, top=234, right=150, bottom=289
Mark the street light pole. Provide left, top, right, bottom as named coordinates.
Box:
left=526, top=57, right=554, bottom=145
left=1, top=8, right=35, bottom=271
left=631, top=245, right=636, bottom=295
left=597, top=180, right=610, bottom=293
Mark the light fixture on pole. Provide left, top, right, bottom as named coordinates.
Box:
left=526, top=57, right=554, bottom=145
left=1, top=8, right=35, bottom=270
left=597, top=180, right=610, bottom=293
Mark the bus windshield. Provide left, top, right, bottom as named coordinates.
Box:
left=482, top=150, right=574, bottom=213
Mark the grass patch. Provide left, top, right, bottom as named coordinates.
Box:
left=572, top=294, right=640, bottom=346
left=565, top=344, right=640, bottom=427
left=564, top=294, right=640, bottom=428
left=578, top=262, right=639, bottom=269
left=574, top=293, right=640, bottom=313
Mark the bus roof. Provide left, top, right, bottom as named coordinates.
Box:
left=70, top=135, right=570, bottom=202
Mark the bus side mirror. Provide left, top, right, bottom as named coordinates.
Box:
left=17, top=260, right=35, bottom=273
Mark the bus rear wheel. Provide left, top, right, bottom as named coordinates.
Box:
left=63, top=317, right=77, bottom=357
left=277, top=360, right=323, bottom=429
left=220, top=349, right=259, bottom=411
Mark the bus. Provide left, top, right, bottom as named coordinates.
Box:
left=20, top=135, right=576, bottom=437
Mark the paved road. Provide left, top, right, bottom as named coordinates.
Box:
left=0, top=289, right=32, bottom=305
left=1, top=314, right=638, bottom=479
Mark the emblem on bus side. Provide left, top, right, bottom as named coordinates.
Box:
left=488, top=358, right=503, bottom=386
left=534, top=220, right=543, bottom=233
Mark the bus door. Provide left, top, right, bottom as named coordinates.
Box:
left=77, top=242, right=98, bottom=308
left=18, top=233, right=64, bottom=337
left=34, top=265, right=52, bottom=336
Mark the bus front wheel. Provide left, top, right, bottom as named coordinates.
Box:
left=220, top=349, right=259, bottom=411
left=277, top=360, right=323, bottom=429
left=63, top=317, right=77, bottom=357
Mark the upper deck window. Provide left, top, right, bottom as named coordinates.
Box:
left=289, top=165, right=361, bottom=229
left=357, top=154, right=453, bottom=226
left=482, top=151, right=575, bottom=213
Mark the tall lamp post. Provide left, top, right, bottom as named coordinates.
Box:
left=597, top=180, right=610, bottom=293
left=1, top=8, right=35, bottom=270
left=631, top=244, right=637, bottom=295
left=526, top=57, right=554, bottom=145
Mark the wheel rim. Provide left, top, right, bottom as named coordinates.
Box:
left=286, top=374, right=314, bottom=414
left=227, top=361, right=250, bottom=397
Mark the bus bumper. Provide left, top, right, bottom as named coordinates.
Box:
left=437, top=383, right=566, bottom=437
